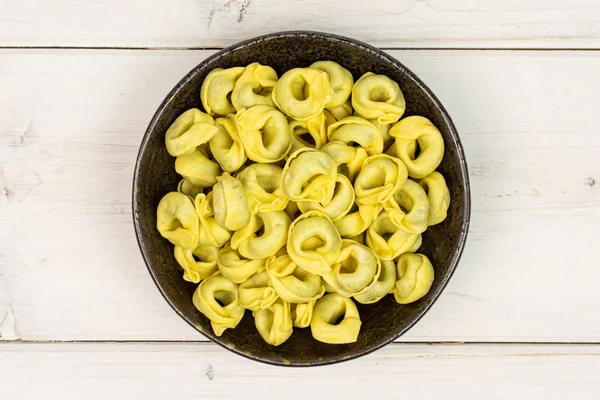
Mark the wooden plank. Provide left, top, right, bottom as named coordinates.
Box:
left=0, top=49, right=599, bottom=342
left=2, top=0, right=600, bottom=49
left=1, top=342, right=599, bottom=399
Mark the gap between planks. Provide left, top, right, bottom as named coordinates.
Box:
left=3, top=46, right=600, bottom=51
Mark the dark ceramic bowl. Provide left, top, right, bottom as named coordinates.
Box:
left=133, top=31, right=470, bottom=367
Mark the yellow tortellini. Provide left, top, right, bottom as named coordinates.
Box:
left=354, top=259, right=397, bottom=304
left=311, top=293, right=361, bottom=344
left=165, top=108, right=219, bottom=157
left=298, top=174, right=355, bottom=221
left=201, top=67, right=246, bottom=116
left=273, top=68, right=333, bottom=121
left=175, top=148, right=221, bottom=189
left=354, top=154, right=407, bottom=206
left=352, top=72, right=405, bottom=124
left=209, top=115, right=247, bottom=173
left=419, top=171, right=450, bottom=226
left=174, top=245, right=218, bottom=283
left=230, top=211, right=291, bottom=260
left=218, top=244, right=265, bottom=284
left=281, top=148, right=337, bottom=203
left=158, top=62, right=450, bottom=346
left=156, top=192, right=199, bottom=249
left=310, top=61, right=354, bottom=108
left=212, top=172, right=251, bottom=231
left=366, top=211, right=421, bottom=260
left=383, top=178, right=429, bottom=234
left=237, top=163, right=288, bottom=213
left=231, top=62, right=278, bottom=111
left=287, top=211, right=342, bottom=275
left=266, top=254, right=325, bottom=303
left=236, top=105, right=291, bottom=163
left=322, top=240, right=381, bottom=298
left=389, top=116, right=444, bottom=179
left=254, top=299, right=294, bottom=346
left=392, top=253, right=434, bottom=304
left=238, top=271, right=278, bottom=311
left=192, top=273, right=245, bottom=336
left=327, top=116, right=384, bottom=156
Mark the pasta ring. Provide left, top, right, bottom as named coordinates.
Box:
left=230, top=211, right=291, bottom=260
left=354, top=259, right=397, bottom=304
left=174, top=148, right=221, bottom=189
left=286, top=210, right=342, bottom=275
left=165, top=108, right=219, bottom=156
left=218, top=243, right=266, bottom=284
left=272, top=67, right=333, bottom=121
left=237, top=163, right=289, bottom=213
left=212, top=172, right=251, bottom=231
left=327, top=116, right=383, bottom=156
left=366, top=211, right=421, bottom=260
left=418, top=171, right=450, bottom=226
left=298, top=174, right=355, bottom=221
left=321, top=140, right=369, bottom=182
left=352, top=72, right=405, bottom=124
left=322, top=239, right=381, bottom=298
left=194, top=193, right=231, bottom=248
left=231, top=62, right=278, bottom=111
left=174, top=245, right=218, bottom=283
left=383, top=179, right=429, bottom=234
left=238, top=271, right=278, bottom=311
left=200, top=67, right=246, bottom=116
left=281, top=148, right=338, bottom=203
left=388, top=116, right=444, bottom=179
left=254, top=299, right=293, bottom=346
left=156, top=191, right=199, bottom=249
left=236, top=105, right=292, bottom=163
left=354, top=154, right=407, bottom=206
left=192, top=273, right=245, bottom=336
left=392, top=253, right=434, bottom=304
left=266, top=254, right=325, bottom=303
left=310, top=293, right=361, bottom=344
left=310, top=61, right=354, bottom=108
left=209, top=115, right=247, bottom=173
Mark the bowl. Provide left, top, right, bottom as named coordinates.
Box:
left=132, top=31, right=470, bottom=366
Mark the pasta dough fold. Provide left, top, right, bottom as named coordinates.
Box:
left=273, top=68, right=333, bottom=121
left=291, top=300, right=317, bottom=328
left=418, top=171, right=450, bottom=226
left=174, top=245, right=218, bottom=283
left=212, top=172, right=251, bottom=231
left=383, top=179, right=429, bottom=234
left=392, top=253, right=434, bottom=304
left=201, top=67, right=246, bottom=116
left=327, top=116, right=383, bottom=156
left=165, top=108, right=219, bottom=157
left=333, top=203, right=382, bottom=237
left=157, top=192, right=199, bottom=249
left=298, top=174, right=355, bottom=221
left=321, top=140, right=368, bottom=182
left=354, top=259, right=396, bottom=304
left=311, top=293, right=361, bottom=344
left=281, top=148, right=338, bottom=203
left=352, top=72, right=405, bottom=124
left=354, top=154, right=407, bottom=206
left=266, top=254, right=325, bottom=303
left=327, top=99, right=353, bottom=121
left=232, top=62, right=278, bottom=111
left=230, top=211, right=291, bottom=260
left=236, top=105, right=291, bottom=163
left=366, top=211, right=421, bottom=260
left=210, top=115, right=247, bottom=173
left=238, top=271, right=278, bottom=311
left=288, top=111, right=334, bottom=152
left=310, top=61, right=354, bottom=108
left=237, top=163, right=288, bottom=213
left=194, top=193, right=232, bottom=248
left=174, top=148, right=221, bottom=189
left=218, top=244, right=266, bottom=284
left=254, top=299, right=294, bottom=346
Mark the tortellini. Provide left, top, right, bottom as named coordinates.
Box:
left=352, top=72, right=405, bottom=124
left=230, top=211, right=291, bottom=260
left=419, top=171, right=450, bottom=226
left=212, top=172, right=251, bottom=231
left=287, top=210, right=342, bottom=275
left=281, top=148, right=337, bottom=203
left=322, top=240, right=381, bottom=298
left=201, top=67, right=246, bottom=116
left=311, top=293, right=361, bottom=344
left=192, top=273, right=245, bottom=336
left=389, top=116, right=444, bottom=179
left=231, top=62, right=278, bottom=111
left=236, top=105, right=291, bottom=163
left=165, top=108, right=219, bottom=157
left=273, top=68, right=333, bottom=121
left=157, top=63, right=448, bottom=346
left=210, top=115, right=247, bottom=173
left=392, top=253, right=434, bottom=304
left=156, top=192, right=199, bottom=249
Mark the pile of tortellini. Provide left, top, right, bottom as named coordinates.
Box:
left=156, top=61, right=451, bottom=346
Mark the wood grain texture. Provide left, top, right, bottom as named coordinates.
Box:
left=1, top=49, right=599, bottom=342
left=2, top=0, right=600, bottom=49
left=1, top=342, right=599, bottom=399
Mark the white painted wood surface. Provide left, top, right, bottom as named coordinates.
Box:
left=1, top=343, right=600, bottom=399
left=2, top=0, right=600, bottom=49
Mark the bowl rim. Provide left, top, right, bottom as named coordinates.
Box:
left=132, top=30, right=471, bottom=367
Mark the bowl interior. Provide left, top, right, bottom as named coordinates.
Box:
left=133, top=31, right=470, bottom=366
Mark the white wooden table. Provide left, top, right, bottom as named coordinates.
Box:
left=1, top=1, right=600, bottom=398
